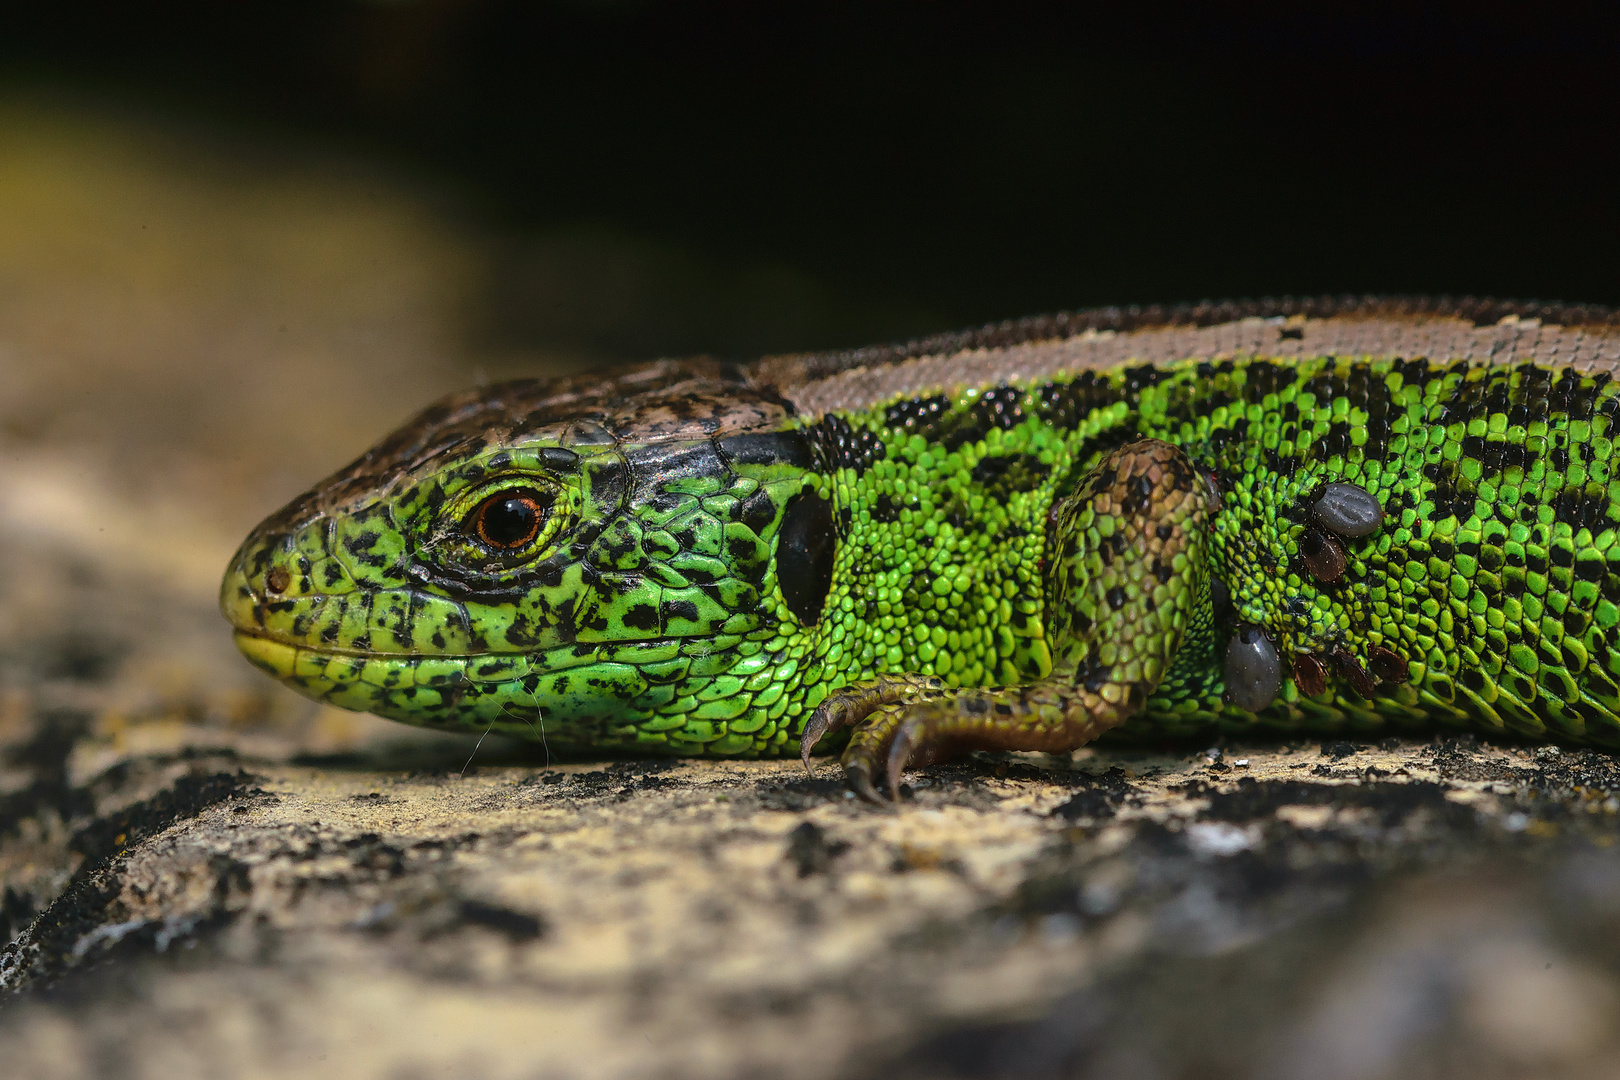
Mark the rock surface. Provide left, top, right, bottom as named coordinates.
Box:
left=3, top=99, right=1620, bottom=1080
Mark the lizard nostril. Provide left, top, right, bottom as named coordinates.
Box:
left=266, top=566, right=291, bottom=594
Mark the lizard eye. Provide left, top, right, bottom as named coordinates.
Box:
left=467, top=488, right=551, bottom=551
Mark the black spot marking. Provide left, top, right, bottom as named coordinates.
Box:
left=715, top=431, right=816, bottom=470
left=776, top=489, right=836, bottom=625
left=885, top=394, right=950, bottom=431
left=622, top=604, right=659, bottom=631
left=1032, top=372, right=1127, bottom=431
left=661, top=600, right=701, bottom=624
left=808, top=414, right=885, bottom=475
left=457, top=900, right=545, bottom=942
left=739, top=490, right=777, bottom=534
left=970, top=453, right=1052, bottom=497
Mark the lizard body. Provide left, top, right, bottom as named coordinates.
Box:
left=221, top=298, right=1620, bottom=797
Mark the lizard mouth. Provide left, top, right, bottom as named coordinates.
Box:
left=232, top=630, right=571, bottom=678
left=230, top=629, right=539, bottom=667
left=231, top=626, right=693, bottom=737
left=230, top=628, right=687, bottom=687
left=231, top=629, right=553, bottom=709
left=233, top=631, right=303, bottom=679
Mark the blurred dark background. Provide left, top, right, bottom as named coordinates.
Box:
left=3, top=0, right=1618, bottom=361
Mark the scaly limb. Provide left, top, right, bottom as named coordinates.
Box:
left=804, top=438, right=1216, bottom=801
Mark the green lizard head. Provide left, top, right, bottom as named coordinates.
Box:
left=221, top=360, right=836, bottom=755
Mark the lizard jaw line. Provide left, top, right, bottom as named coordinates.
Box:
left=231, top=629, right=692, bottom=668
left=231, top=630, right=541, bottom=671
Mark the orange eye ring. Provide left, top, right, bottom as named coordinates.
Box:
left=468, top=488, right=549, bottom=551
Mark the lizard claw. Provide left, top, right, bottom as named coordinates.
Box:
left=845, top=761, right=885, bottom=806
left=800, top=693, right=863, bottom=762
left=885, top=716, right=923, bottom=802
left=800, top=675, right=944, bottom=769
left=799, top=727, right=820, bottom=777
left=799, top=713, right=828, bottom=768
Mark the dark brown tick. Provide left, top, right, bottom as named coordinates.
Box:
left=1299, top=529, right=1347, bottom=583
left=266, top=566, right=291, bottom=594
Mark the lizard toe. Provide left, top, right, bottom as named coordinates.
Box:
left=838, top=702, right=913, bottom=802
left=799, top=706, right=836, bottom=770
left=884, top=716, right=925, bottom=801
left=844, top=760, right=885, bottom=806
left=803, top=675, right=946, bottom=762
left=800, top=691, right=867, bottom=765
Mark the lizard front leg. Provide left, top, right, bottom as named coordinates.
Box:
left=802, top=438, right=1216, bottom=801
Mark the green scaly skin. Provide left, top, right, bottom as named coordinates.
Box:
left=221, top=301, right=1620, bottom=798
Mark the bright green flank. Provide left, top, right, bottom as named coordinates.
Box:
left=222, top=305, right=1620, bottom=797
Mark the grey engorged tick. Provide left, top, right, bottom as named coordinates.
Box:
left=1224, top=624, right=1281, bottom=712
left=1312, top=482, right=1384, bottom=538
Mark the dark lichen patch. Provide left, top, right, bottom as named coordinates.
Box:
left=40, top=632, right=125, bottom=683
left=485, top=759, right=699, bottom=809
left=452, top=900, right=546, bottom=942
left=898, top=757, right=1130, bottom=813
left=341, top=834, right=409, bottom=878
left=1199, top=776, right=1474, bottom=832
left=0, top=770, right=256, bottom=992
left=0, top=707, right=95, bottom=842
left=1051, top=767, right=1137, bottom=822
left=1425, top=735, right=1538, bottom=784
left=68, top=772, right=255, bottom=882
left=783, top=821, right=850, bottom=877
left=755, top=774, right=851, bottom=812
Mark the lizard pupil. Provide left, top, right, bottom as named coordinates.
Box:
left=776, top=490, right=835, bottom=625
left=471, top=490, right=546, bottom=550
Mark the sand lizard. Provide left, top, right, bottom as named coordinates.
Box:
left=221, top=297, right=1620, bottom=800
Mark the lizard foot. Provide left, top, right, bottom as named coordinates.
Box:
left=838, top=702, right=925, bottom=804
left=834, top=683, right=1138, bottom=803
left=799, top=674, right=945, bottom=775
left=818, top=438, right=1217, bottom=802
